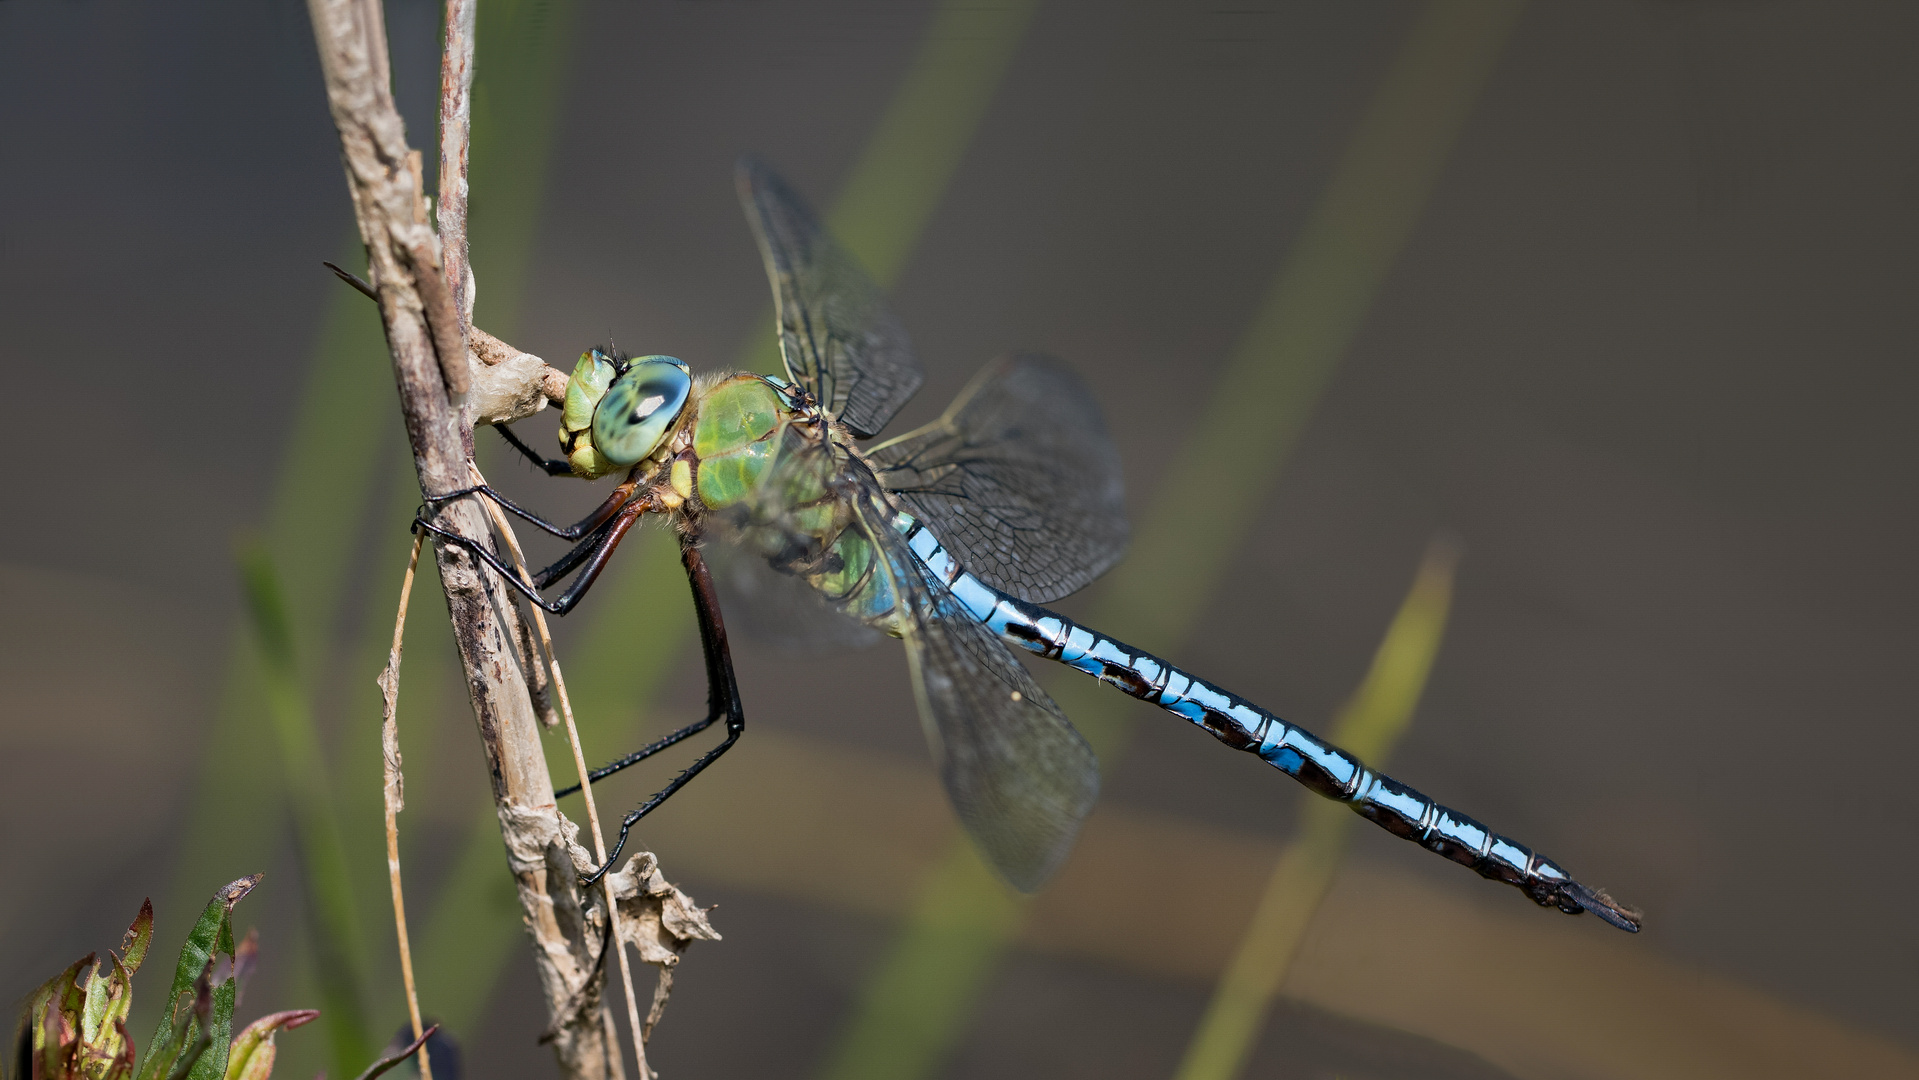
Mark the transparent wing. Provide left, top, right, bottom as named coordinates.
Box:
left=701, top=422, right=884, bottom=652
left=736, top=156, right=923, bottom=437
left=707, top=539, right=881, bottom=654
left=858, top=495, right=1100, bottom=891
left=868, top=353, right=1127, bottom=603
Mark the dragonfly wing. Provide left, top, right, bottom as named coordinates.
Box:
left=869, top=353, right=1127, bottom=603
left=867, top=502, right=1101, bottom=891
left=736, top=156, right=923, bottom=437
left=708, top=539, right=881, bottom=653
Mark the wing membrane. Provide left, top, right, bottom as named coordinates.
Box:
left=858, top=494, right=1100, bottom=891
left=736, top=156, right=922, bottom=437
left=708, top=539, right=882, bottom=653
left=869, top=353, right=1127, bottom=603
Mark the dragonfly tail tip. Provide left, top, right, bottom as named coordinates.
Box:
left=1567, top=881, right=1642, bottom=933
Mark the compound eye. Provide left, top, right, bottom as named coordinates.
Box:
left=591, top=357, right=692, bottom=467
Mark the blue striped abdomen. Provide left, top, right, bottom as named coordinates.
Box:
left=895, top=512, right=1638, bottom=931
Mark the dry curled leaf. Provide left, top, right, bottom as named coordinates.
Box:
left=603, top=851, right=722, bottom=969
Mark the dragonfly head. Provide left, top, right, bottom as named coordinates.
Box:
left=559, top=349, right=693, bottom=477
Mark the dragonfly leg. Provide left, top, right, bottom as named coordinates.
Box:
left=423, top=474, right=640, bottom=541
left=576, top=539, right=744, bottom=888
left=527, top=511, right=628, bottom=589
left=413, top=497, right=647, bottom=615
left=492, top=422, right=575, bottom=476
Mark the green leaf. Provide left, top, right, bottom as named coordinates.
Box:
left=54, top=956, right=90, bottom=1031
left=80, top=959, right=108, bottom=1048
left=223, top=1011, right=319, bottom=1080
left=136, top=876, right=260, bottom=1080
left=29, top=955, right=91, bottom=1079
left=17, top=971, right=60, bottom=1079
left=76, top=948, right=136, bottom=1075
left=100, top=1020, right=138, bottom=1080
left=93, top=954, right=138, bottom=1067
left=40, top=978, right=71, bottom=1080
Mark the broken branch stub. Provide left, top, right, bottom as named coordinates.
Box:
left=469, top=327, right=567, bottom=426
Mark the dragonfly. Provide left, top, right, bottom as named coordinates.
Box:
left=415, top=157, right=1640, bottom=932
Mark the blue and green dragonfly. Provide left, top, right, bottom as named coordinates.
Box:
left=416, top=158, right=1639, bottom=932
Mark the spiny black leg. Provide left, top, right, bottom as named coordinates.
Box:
left=418, top=501, right=622, bottom=595
left=553, top=710, right=716, bottom=799
left=414, top=502, right=643, bottom=615
left=423, top=477, right=637, bottom=541
left=529, top=510, right=628, bottom=589
left=493, top=423, right=575, bottom=477
left=577, top=539, right=744, bottom=887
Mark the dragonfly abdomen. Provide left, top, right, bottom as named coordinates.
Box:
left=894, top=512, right=1639, bottom=932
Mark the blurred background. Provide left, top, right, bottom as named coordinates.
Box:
left=2, top=1, right=1916, bottom=1077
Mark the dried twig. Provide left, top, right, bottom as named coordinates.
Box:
left=437, top=0, right=476, bottom=329
left=353, top=1024, right=439, bottom=1080
left=375, top=533, right=432, bottom=1080
left=305, top=0, right=623, bottom=1075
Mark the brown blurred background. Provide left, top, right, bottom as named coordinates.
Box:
left=2, top=1, right=1915, bottom=1078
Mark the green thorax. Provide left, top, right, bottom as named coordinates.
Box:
left=691, top=375, right=897, bottom=624
left=689, top=374, right=792, bottom=509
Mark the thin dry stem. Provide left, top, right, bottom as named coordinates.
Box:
left=470, top=464, right=653, bottom=1079
left=377, top=534, right=433, bottom=1080
left=437, top=0, right=476, bottom=328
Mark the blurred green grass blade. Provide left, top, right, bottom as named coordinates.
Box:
left=467, top=0, right=578, bottom=339
left=1088, top=0, right=1526, bottom=665
left=411, top=806, right=525, bottom=1032
left=819, top=4, right=1526, bottom=1077
left=832, top=0, right=1037, bottom=284
left=815, top=848, right=1024, bottom=1080
left=160, top=271, right=394, bottom=1069
left=1323, top=538, right=1460, bottom=764
left=742, top=0, right=1042, bottom=374
left=416, top=0, right=1038, bottom=1034
left=1174, top=539, right=1459, bottom=1080
left=236, top=544, right=371, bottom=1074
left=164, top=262, right=394, bottom=962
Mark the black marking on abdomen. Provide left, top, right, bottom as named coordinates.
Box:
left=1099, top=659, right=1155, bottom=700
left=1003, top=622, right=1046, bottom=646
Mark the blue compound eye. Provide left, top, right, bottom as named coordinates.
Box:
left=591, top=357, right=692, bottom=467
